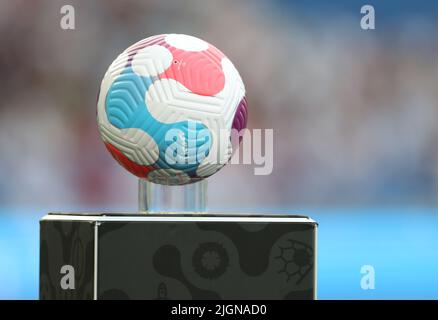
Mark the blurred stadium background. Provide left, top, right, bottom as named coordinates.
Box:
left=1, top=0, right=438, bottom=299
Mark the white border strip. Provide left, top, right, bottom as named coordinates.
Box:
left=93, top=222, right=99, bottom=300
left=42, top=215, right=316, bottom=224
left=314, top=225, right=318, bottom=300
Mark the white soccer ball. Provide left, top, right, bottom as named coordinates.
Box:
left=97, top=34, right=248, bottom=185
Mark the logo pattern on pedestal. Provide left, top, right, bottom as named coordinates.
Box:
left=275, top=239, right=314, bottom=285
left=192, top=242, right=229, bottom=279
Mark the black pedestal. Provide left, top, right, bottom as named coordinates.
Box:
left=40, top=213, right=317, bottom=300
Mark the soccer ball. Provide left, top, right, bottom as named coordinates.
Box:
left=97, top=34, right=248, bottom=185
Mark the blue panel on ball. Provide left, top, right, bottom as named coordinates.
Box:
left=105, top=66, right=211, bottom=176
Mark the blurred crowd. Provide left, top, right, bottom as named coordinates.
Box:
left=1, top=0, right=438, bottom=210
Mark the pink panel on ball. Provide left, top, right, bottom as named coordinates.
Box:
left=159, top=46, right=225, bottom=96
left=125, top=34, right=226, bottom=96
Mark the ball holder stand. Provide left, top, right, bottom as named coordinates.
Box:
left=40, top=180, right=317, bottom=300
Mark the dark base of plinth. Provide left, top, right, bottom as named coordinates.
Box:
left=40, top=213, right=317, bottom=300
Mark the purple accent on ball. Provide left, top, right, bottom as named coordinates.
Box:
left=232, top=96, right=248, bottom=132
left=125, top=34, right=168, bottom=67
left=230, top=96, right=248, bottom=154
